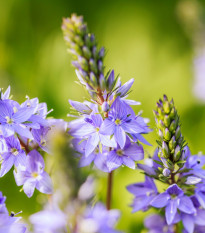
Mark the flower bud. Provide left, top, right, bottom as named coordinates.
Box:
left=169, top=136, right=176, bottom=151
left=164, top=115, right=170, bottom=127
left=174, top=145, right=181, bottom=161
left=89, top=58, right=98, bottom=74
left=169, top=120, right=177, bottom=132
left=164, top=101, right=170, bottom=114
left=99, top=73, right=106, bottom=90
left=82, top=46, right=91, bottom=59
left=175, top=126, right=181, bottom=140
left=158, top=129, right=163, bottom=138
left=90, top=72, right=98, bottom=87
left=163, top=168, right=171, bottom=177
left=102, top=102, right=109, bottom=112
left=164, top=128, right=171, bottom=141
left=162, top=141, right=169, bottom=158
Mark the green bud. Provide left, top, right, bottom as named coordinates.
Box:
left=164, top=115, right=170, bottom=127
left=82, top=46, right=92, bottom=59
left=175, top=126, right=181, bottom=140
left=90, top=72, right=98, bottom=87
left=162, top=141, right=169, bottom=158
left=169, top=120, right=177, bottom=132
left=158, top=129, right=163, bottom=139
left=164, top=128, right=171, bottom=141
left=169, top=136, right=176, bottom=151
left=173, top=145, right=181, bottom=162
left=79, top=57, right=89, bottom=71
left=169, top=107, right=176, bottom=119
left=89, top=58, right=98, bottom=74
left=74, top=35, right=84, bottom=46
left=164, top=101, right=170, bottom=114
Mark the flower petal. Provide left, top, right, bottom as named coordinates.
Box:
left=178, top=196, right=196, bottom=214
left=100, top=119, right=115, bottom=135
left=114, top=126, right=126, bottom=149
left=181, top=213, right=194, bottom=233
left=124, top=143, right=144, bottom=161
left=150, top=193, right=170, bottom=208
left=13, top=124, right=33, bottom=139
left=165, top=199, right=178, bottom=225
left=122, top=156, right=135, bottom=169
left=23, top=179, right=36, bottom=198
left=36, top=172, right=53, bottom=194
left=85, top=133, right=99, bottom=157
left=0, top=154, right=15, bottom=177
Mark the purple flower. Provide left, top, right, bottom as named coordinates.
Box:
left=0, top=100, right=35, bottom=138
left=1, top=86, right=10, bottom=100
left=73, top=139, right=110, bottom=172
left=195, top=183, right=205, bottom=208
left=77, top=203, right=122, bottom=233
left=106, top=138, right=144, bottom=171
left=116, top=78, right=134, bottom=97
left=100, top=97, right=145, bottom=148
left=150, top=184, right=196, bottom=225
left=70, top=111, right=117, bottom=156
left=127, top=176, right=157, bottom=212
left=29, top=207, right=67, bottom=233
left=144, top=214, right=175, bottom=233
left=180, top=196, right=205, bottom=233
left=0, top=136, right=26, bottom=177
left=14, top=150, right=53, bottom=197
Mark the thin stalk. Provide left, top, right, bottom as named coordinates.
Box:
left=106, top=171, right=113, bottom=210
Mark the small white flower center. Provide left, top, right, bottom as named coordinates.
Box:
left=115, top=118, right=121, bottom=125
left=13, top=107, right=18, bottom=113
left=32, top=172, right=39, bottom=178
left=11, top=148, right=19, bottom=156
left=40, top=138, right=46, bottom=147
left=5, top=116, right=13, bottom=124
left=116, top=149, right=123, bottom=156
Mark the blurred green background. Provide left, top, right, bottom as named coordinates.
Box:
left=1, top=0, right=205, bottom=232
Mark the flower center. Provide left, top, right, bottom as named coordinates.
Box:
left=116, top=149, right=123, bottom=156
left=96, top=127, right=100, bottom=132
left=11, top=148, right=19, bottom=156
left=40, top=138, right=47, bottom=147
left=94, top=148, right=99, bottom=154
left=32, top=172, right=39, bottom=178
left=5, top=116, right=13, bottom=124
left=115, top=118, right=121, bottom=125
left=171, top=194, right=177, bottom=199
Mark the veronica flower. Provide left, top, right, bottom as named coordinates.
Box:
left=180, top=196, right=205, bottom=233
left=127, top=176, right=157, bottom=212
left=150, top=184, right=196, bottom=225
left=77, top=203, right=122, bottom=233
left=14, top=150, right=53, bottom=197
left=100, top=97, right=145, bottom=149
left=144, top=214, right=175, bottom=233
left=70, top=111, right=117, bottom=156
left=106, top=137, right=144, bottom=171
left=73, top=139, right=109, bottom=172
left=30, top=207, right=67, bottom=233
left=0, top=136, right=26, bottom=177
left=0, top=100, right=35, bottom=138
left=0, top=86, right=11, bottom=100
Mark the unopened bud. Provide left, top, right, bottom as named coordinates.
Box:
left=169, top=120, right=177, bottom=132
left=164, top=101, right=170, bottom=114
left=164, top=115, right=170, bottom=127
left=174, top=145, right=181, bottom=161
left=102, top=102, right=109, bottom=112
left=163, top=168, right=171, bottom=177
left=162, top=141, right=169, bottom=158
left=82, top=46, right=91, bottom=59
left=169, top=136, right=176, bottom=151
left=164, top=128, right=171, bottom=141
left=175, top=126, right=181, bottom=140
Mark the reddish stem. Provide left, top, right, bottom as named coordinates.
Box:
left=106, top=171, right=113, bottom=210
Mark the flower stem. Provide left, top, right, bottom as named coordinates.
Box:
left=106, top=171, right=113, bottom=210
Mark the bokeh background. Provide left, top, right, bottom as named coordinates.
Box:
left=1, top=0, right=205, bottom=232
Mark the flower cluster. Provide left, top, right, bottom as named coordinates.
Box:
left=62, top=14, right=150, bottom=172
left=0, top=191, right=27, bottom=233
left=0, top=86, right=67, bottom=198
left=127, top=96, right=205, bottom=233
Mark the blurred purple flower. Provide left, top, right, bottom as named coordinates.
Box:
left=150, top=184, right=196, bottom=225
left=127, top=176, right=157, bottom=212
left=14, top=150, right=53, bottom=197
